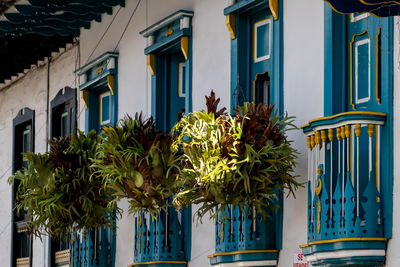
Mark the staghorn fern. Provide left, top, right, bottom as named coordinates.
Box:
left=93, top=114, right=183, bottom=218
left=8, top=130, right=116, bottom=239
left=172, top=92, right=302, bottom=220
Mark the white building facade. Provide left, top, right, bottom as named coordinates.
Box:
left=0, top=0, right=398, bottom=266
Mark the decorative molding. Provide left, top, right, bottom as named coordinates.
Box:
left=129, top=261, right=187, bottom=266
left=16, top=257, right=29, bottom=267
left=213, top=260, right=277, bottom=267
left=147, top=54, right=155, bottom=76
left=300, top=237, right=387, bottom=248
left=208, top=250, right=279, bottom=259
left=55, top=250, right=70, bottom=264
left=269, top=0, right=279, bottom=20
left=81, top=90, right=88, bottom=110
left=107, top=75, right=115, bottom=95
left=351, top=12, right=369, bottom=22
left=226, top=14, right=236, bottom=40
left=181, top=36, right=189, bottom=60
left=140, top=10, right=193, bottom=37
left=301, top=111, right=386, bottom=133
left=180, top=16, right=190, bottom=30
left=305, top=249, right=385, bottom=263
left=76, top=52, right=118, bottom=76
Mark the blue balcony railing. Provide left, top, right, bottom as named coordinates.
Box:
left=71, top=227, right=115, bottom=267
left=209, top=205, right=281, bottom=266
left=131, top=206, right=190, bottom=267
left=301, top=112, right=388, bottom=266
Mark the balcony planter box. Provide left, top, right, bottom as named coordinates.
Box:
left=131, top=206, right=191, bottom=267
left=71, top=227, right=116, bottom=267
left=208, top=205, right=281, bottom=267
left=8, top=131, right=116, bottom=266
left=94, top=116, right=188, bottom=267
left=172, top=93, right=300, bottom=267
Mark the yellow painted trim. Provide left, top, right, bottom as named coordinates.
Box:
left=323, top=0, right=349, bottom=15
left=17, top=227, right=28, bottom=234
left=252, top=70, right=269, bottom=103
left=96, top=68, right=103, bottom=75
left=300, top=237, right=387, bottom=248
left=324, top=0, right=393, bottom=17
left=226, top=14, right=236, bottom=40
left=269, top=0, right=279, bottom=20
left=376, top=26, right=381, bottom=104
left=350, top=30, right=368, bottom=111
left=316, top=176, right=322, bottom=234
left=128, top=261, right=187, bottom=266
left=165, top=29, right=174, bottom=37
left=181, top=36, right=189, bottom=61
left=359, top=0, right=400, bottom=6
left=147, top=54, right=155, bottom=76
left=208, top=249, right=278, bottom=259
left=81, top=90, right=88, bottom=110
left=107, top=75, right=115, bottom=95
left=138, top=214, right=142, bottom=251
left=70, top=234, right=75, bottom=267
left=300, top=111, right=387, bottom=129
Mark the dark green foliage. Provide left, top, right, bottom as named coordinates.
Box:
left=93, top=114, right=183, bottom=217
left=172, top=92, right=302, bottom=219
left=8, top=130, right=116, bottom=239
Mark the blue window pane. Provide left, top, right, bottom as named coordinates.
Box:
left=181, top=65, right=186, bottom=95
left=22, top=129, right=30, bottom=153
left=101, top=93, right=111, bottom=125
left=255, top=21, right=270, bottom=61
left=355, top=40, right=370, bottom=103
left=61, top=111, right=68, bottom=137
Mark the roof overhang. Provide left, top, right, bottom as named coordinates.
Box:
left=324, top=0, right=400, bottom=17
left=0, top=0, right=125, bottom=84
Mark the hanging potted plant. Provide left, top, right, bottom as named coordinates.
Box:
left=93, top=114, right=189, bottom=266
left=8, top=130, right=117, bottom=266
left=172, top=91, right=301, bottom=266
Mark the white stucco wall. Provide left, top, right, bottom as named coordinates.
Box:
left=0, top=45, right=77, bottom=267
left=385, top=16, right=400, bottom=267
left=280, top=0, right=324, bottom=266
left=6, top=1, right=399, bottom=267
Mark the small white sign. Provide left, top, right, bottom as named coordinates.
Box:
left=293, top=252, right=307, bottom=267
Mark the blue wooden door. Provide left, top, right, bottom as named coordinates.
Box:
left=346, top=13, right=390, bottom=113
left=250, top=11, right=273, bottom=104
left=166, top=53, right=186, bottom=131
left=343, top=13, right=392, bottom=236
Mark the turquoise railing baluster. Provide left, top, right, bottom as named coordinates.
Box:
left=343, top=171, right=356, bottom=238
left=302, top=113, right=387, bottom=266
left=307, top=181, right=312, bottom=242
left=70, top=227, right=115, bottom=267
left=332, top=174, right=341, bottom=239
left=211, top=203, right=280, bottom=266
left=133, top=206, right=188, bottom=266
left=320, top=172, right=329, bottom=239
left=362, top=175, right=382, bottom=237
